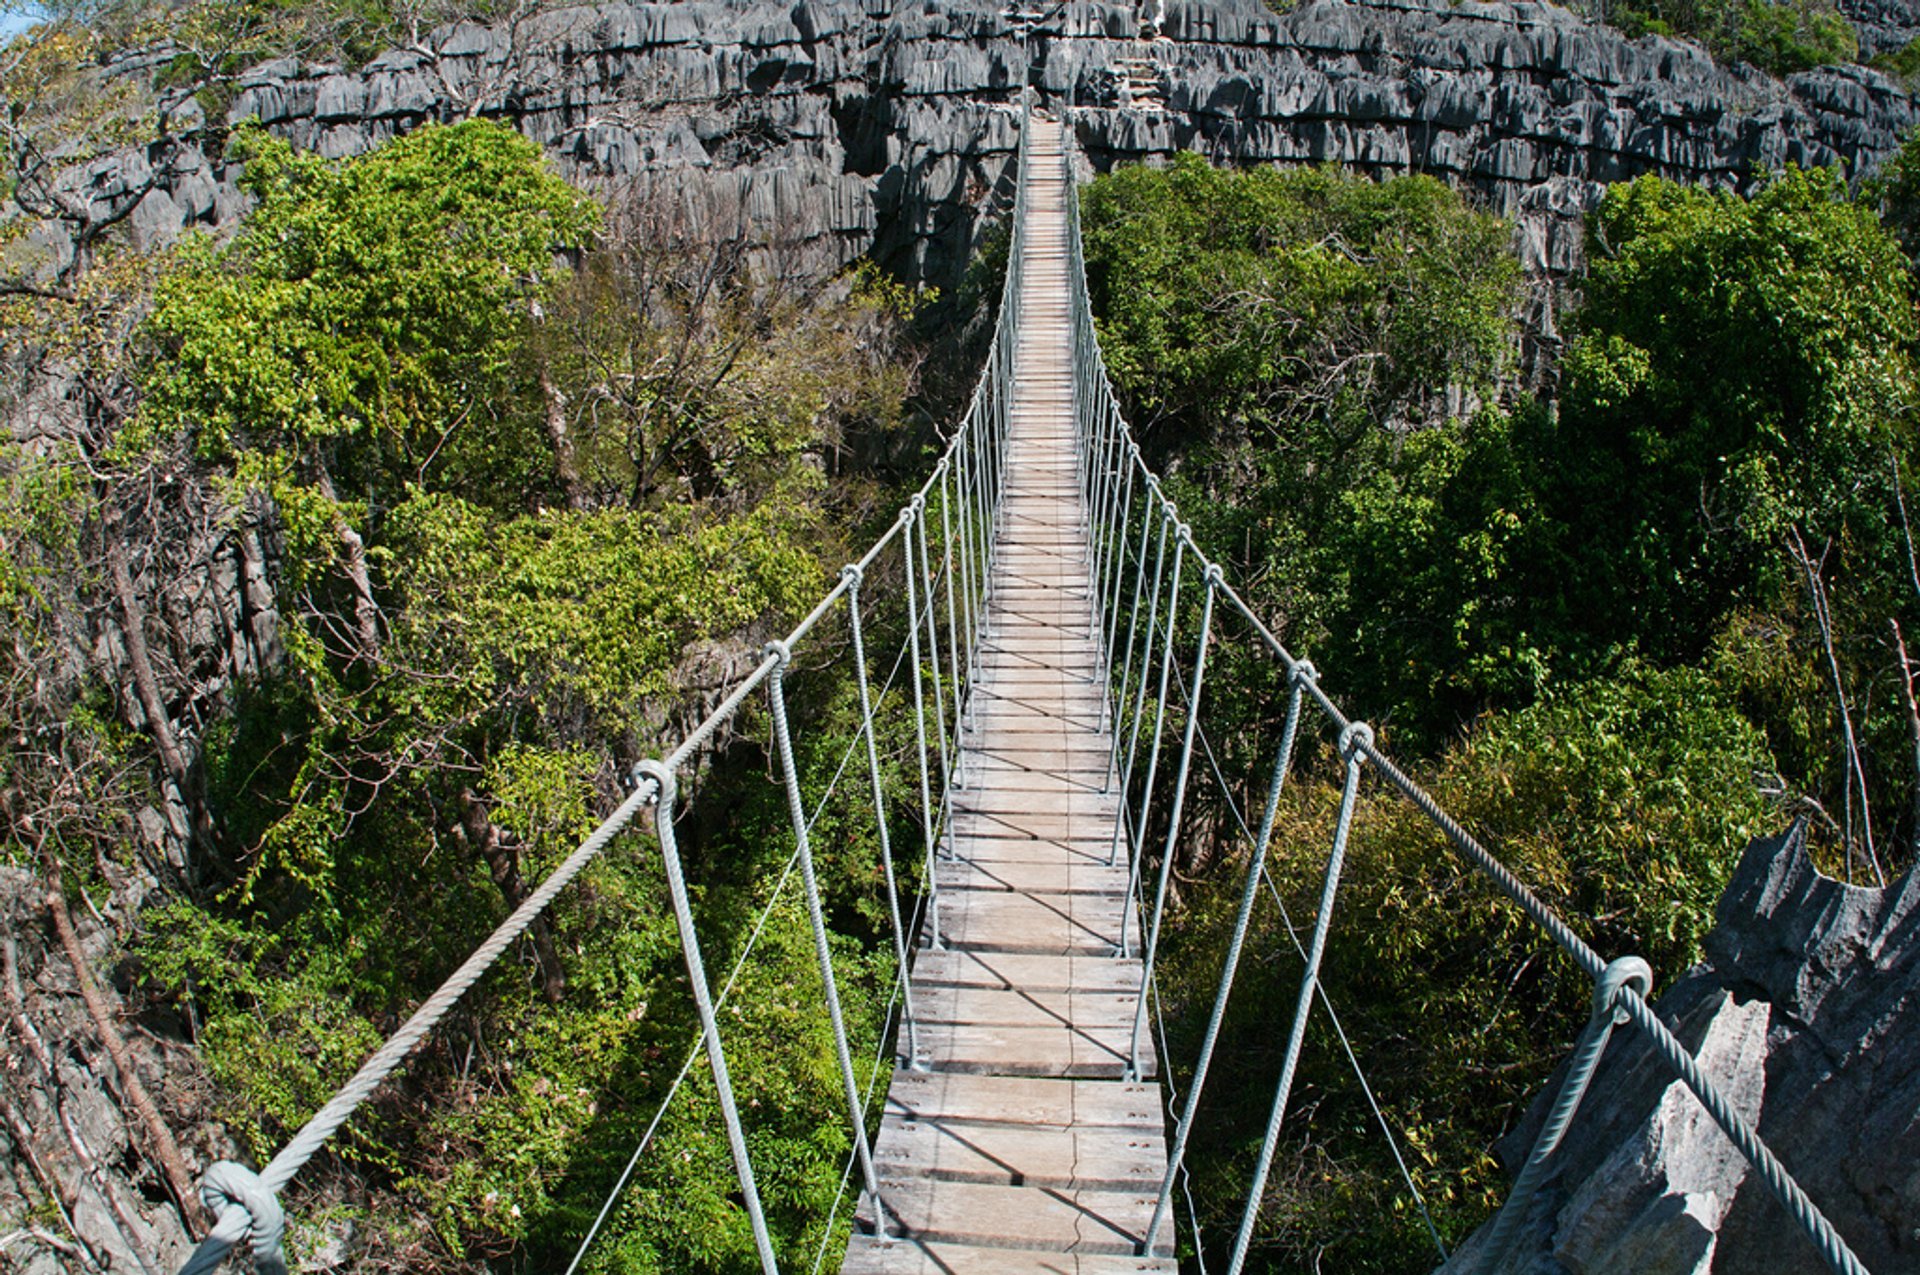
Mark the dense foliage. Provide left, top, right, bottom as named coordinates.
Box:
left=3, top=105, right=934, bottom=1271
left=1600, top=0, right=1856, bottom=75
left=1082, top=156, right=1919, bottom=1269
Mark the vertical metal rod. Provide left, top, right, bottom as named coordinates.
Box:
left=1118, top=527, right=1186, bottom=952
left=765, top=652, right=887, bottom=1241
left=1109, top=505, right=1171, bottom=864
left=915, top=493, right=955, bottom=854
left=632, top=760, right=779, bottom=1275
left=1142, top=670, right=1311, bottom=1254
left=1478, top=956, right=1651, bottom=1271
left=843, top=565, right=920, bottom=1069
left=941, top=461, right=972, bottom=774
left=1101, top=455, right=1136, bottom=676
left=1106, top=475, right=1159, bottom=796
left=900, top=508, right=942, bottom=947
left=1127, top=567, right=1217, bottom=1079
left=1228, top=725, right=1371, bottom=1275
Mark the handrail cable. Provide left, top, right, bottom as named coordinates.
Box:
left=1058, top=115, right=1872, bottom=1274
left=181, top=86, right=1875, bottom=1275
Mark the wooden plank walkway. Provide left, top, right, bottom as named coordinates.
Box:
left=844, top=118, right=1174, bottom=1274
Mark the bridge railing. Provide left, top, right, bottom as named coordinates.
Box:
left=1056, top=129, right=1874, bottom=1275
left=179, top=95, right=1035, bottom=1275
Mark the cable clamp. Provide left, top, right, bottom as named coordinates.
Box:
left=1595, top=955, right=1653, bottom=1026
left=633, top=759, right=676, bottom=808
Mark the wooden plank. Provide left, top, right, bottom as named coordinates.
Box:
left=843, top=1237, right=1175, bottom=1273
left=910, top=1020, right=1149, bottom=1079
left=930, top=890, right=1125, bottom=955
left=856, top=1178, right=1158, bottom=1254
left=906, top=951, right=1146, bottom=997
left=872, top=1116, right=1166, bottom=1191
left=935, top=859, right=1127, bottom=895
left=910, top=984, right=1142, bottom=1031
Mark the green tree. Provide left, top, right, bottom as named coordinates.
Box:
left=145, top=119, right=597, bottom=507
left=1549, top=166, right=1914, bottom=668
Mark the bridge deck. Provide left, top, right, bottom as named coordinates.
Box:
left=844, top=119, right=1174, bottom=1273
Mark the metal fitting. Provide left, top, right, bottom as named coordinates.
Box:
left=1595, top=955, right=1654, bottom=1026
left=1338, top=721, right=1375, bottom=762
left=1292, top=660, right=1319, bottom=689
left=840, top=562, right=864, bottom=586
left=764, top=638, right=794, bottom=669
left=632, top=758, right=676, bottom=808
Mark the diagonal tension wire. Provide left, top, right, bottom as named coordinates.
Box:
left=1130, top=646, right=1445, bottom=1266
left=1180, top=694, right=1449, bottom=1262
left=566, top=589, right=925, bottom=1273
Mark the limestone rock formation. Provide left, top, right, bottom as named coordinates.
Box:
left=1440, top=824, right=1920, bottom=1275
left=32, top=0, right=1920, bottom=291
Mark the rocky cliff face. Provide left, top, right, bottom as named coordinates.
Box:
left=1441, top=824, right=1919, bottom=1275
left=68, top=0, right=1920, bottom=291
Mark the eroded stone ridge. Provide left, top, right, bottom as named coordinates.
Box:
left=1444, top=825, right=1920, bottom=1275
left=59, top=0, right=1920, bottom=285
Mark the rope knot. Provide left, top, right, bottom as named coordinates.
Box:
left=1338, top=722, right=1375, bottom=763
left=632, top=758, right=676, bottom=808
left=1594, top=955, right=1653, bottom=1026
left=840, top=562, right=865, bottom=587
left=764, top=638, right=794, bottom=670
left=1292, top=660, right=1319, bottom=689
left=1204, top=563, right=1225, bottom=588
left=180, top=1161, right=287, bottom=1275
left=908, top=494, right=926, bottom=517
left=1176, top=522, right=1193, bottom=543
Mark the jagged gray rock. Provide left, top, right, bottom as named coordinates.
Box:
left=44, top=0, right=1918, bottom=290
left=1440, top=824, right=1920, bottom=1274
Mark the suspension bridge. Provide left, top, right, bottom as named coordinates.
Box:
left=179, top=99, right=1875, bottom=1275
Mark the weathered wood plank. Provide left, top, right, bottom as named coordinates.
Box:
left=872, top=1116, right=1166, bottom=1191
left=845, top=121, right=1168, bottom=1274
left=855, top=1178, right=1160, bottom=1254
left=843, top=1238, right=1175, bottom=1273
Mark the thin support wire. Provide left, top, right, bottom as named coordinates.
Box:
left=1227, top=725, right=1371, bottom=1275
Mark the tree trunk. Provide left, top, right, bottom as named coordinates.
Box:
left=102, top=527, right=219, bottom=858
left=313, top=468, right=381, bottom=661
left=540, top=363, right=589, bottom=511
left=45, top=873, right=206, bottom=1232
left=459, top=788, right=566, bottom=1003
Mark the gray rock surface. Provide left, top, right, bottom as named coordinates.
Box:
left=40, top=0, right=1920, bottom=288
left=1441, top=824, right=1920, bottom=1274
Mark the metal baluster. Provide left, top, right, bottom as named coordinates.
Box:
left=1104, top=473, right=1159, bottom=796
left=632, top=760, right=780, bottom=1274
left=942, top=460, right=973, bottom=773
left=765, top=646, right=887, bottom=1242
left=1127, top=564, right=1217, bottom=1080
left=914, top=490, right=955, bottom=854
left=1228, top=723, right=1373, bottom=1275
left=1109, top=502, right=1172, bottom=855
left=1142, top=665, right=1313, bottom=1255
left=1118, top=525, right=1186, bottom=952
left=901, top=507, right=942, bottom=947
left=1478, top=956, right=1653, bottom=1271
left=843, top=564, right=921, bottom=1070
left=1100, top=446, right=1136, bottom=676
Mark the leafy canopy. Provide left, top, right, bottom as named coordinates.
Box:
left=143, top=119, right=598, bottom=504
